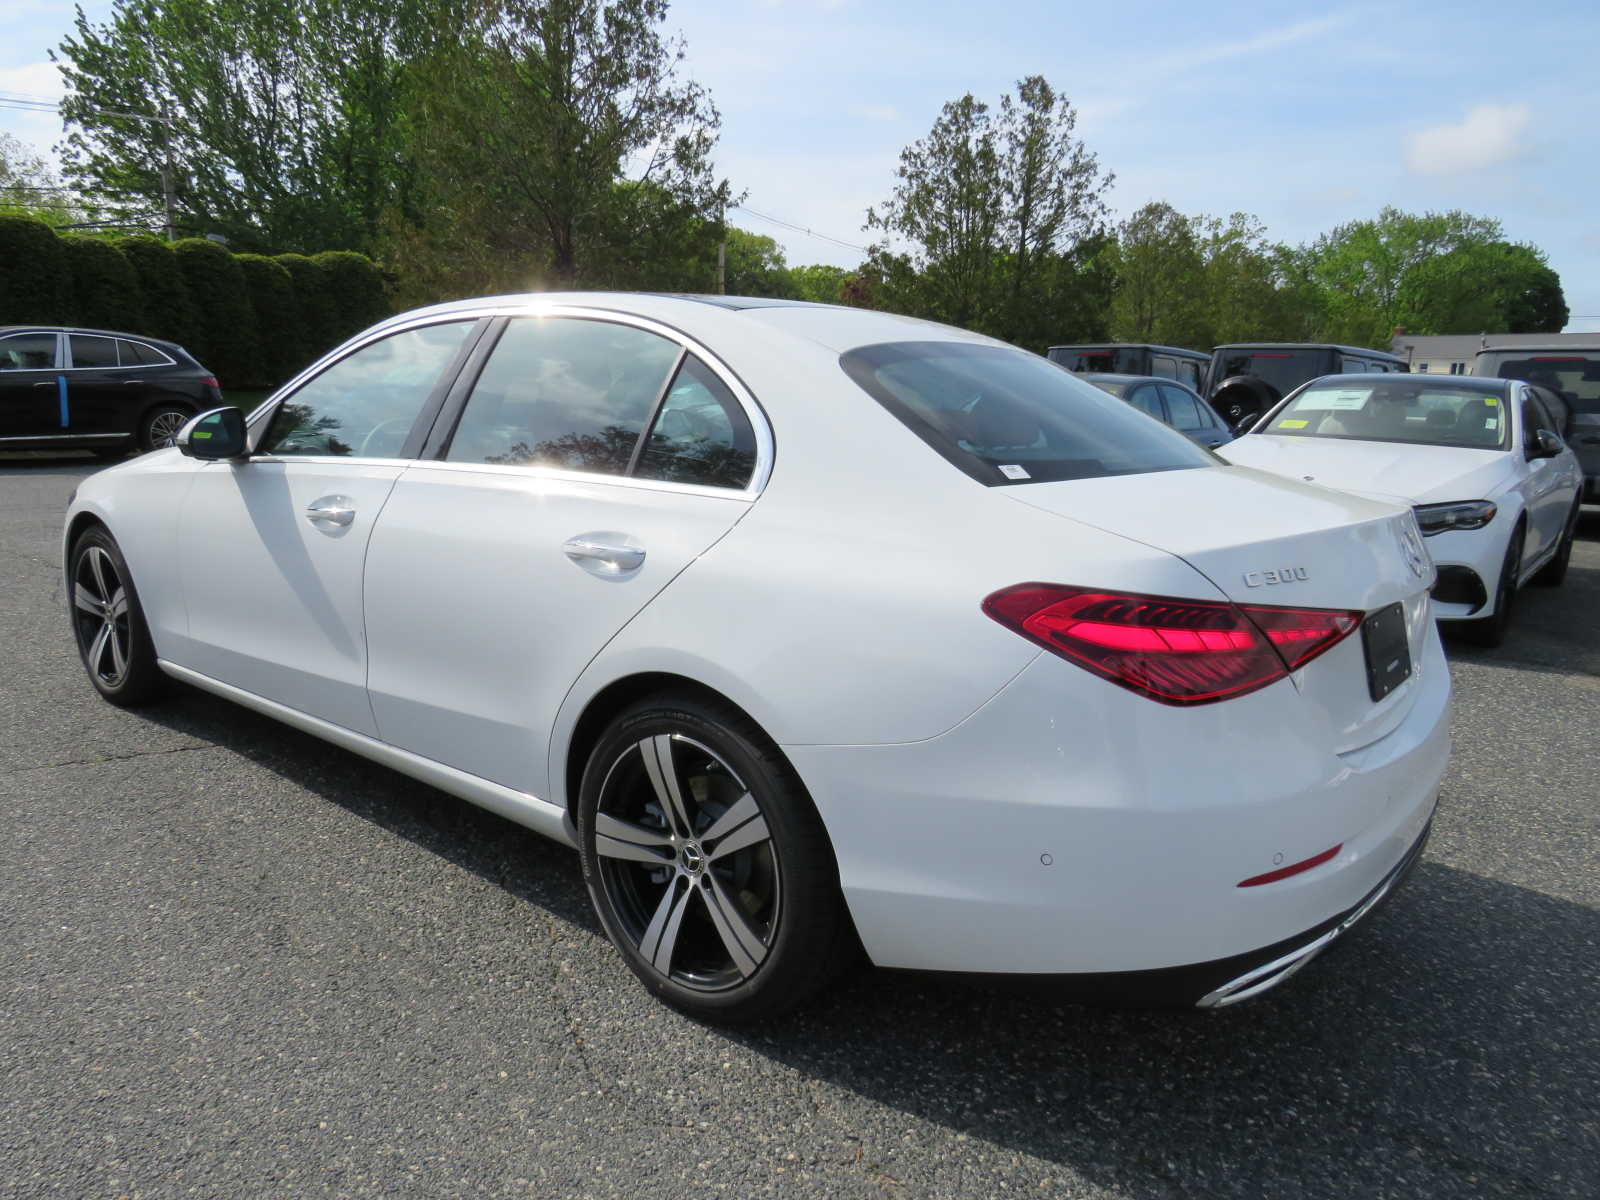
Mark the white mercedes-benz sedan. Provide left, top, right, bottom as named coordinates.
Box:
left=1221, top=374, right=1584, bottom=647
left=63, top=295, right=1449, bottom=1021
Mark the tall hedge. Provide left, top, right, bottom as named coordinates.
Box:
left=235, top=254, right=300, bottom=387
left=173, top=238, right=259, bottom=385
left=0, top=214, right=71, bottom=325
left=61, top=235, right=145, bottom=334
left=114, top=236, right=200, bottom=350
left=274, top=252, right=336, bottom=370
left=312, top=250, right=389, bottom=347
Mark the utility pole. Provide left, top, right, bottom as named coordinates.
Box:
left=158, top=103, right=176, bottom=242
left=716, top=199, right=726, bottom=295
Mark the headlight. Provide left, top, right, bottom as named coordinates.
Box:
left=1413, top=500, right=1497, bottom=536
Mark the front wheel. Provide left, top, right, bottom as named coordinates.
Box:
left=1458, top=528, right=1522, bottom=648
left=68, top=526, right=168, bottom=706
left=576, top=695, right=848, bottom=1023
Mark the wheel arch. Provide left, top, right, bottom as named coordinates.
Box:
left=63, top=509, right=109, bottom=573
left=559, top=671, right=772, bottom=815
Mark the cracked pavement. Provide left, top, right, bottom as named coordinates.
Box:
left=2, top=452, right=1597, bottom=1199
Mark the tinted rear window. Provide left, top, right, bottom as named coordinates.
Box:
left=1048, top=347, right=1144, bottom=374
left=841, top=341, right=1215, bottom=486
left=1213, top=349, right=1332, bottom=397
left=1480, top=353, right=1600, bottom=415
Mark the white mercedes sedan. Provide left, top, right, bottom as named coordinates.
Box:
left=1221, top=374, right=1583, bottom=647
left=64, top=295, right=1449, bottom=1021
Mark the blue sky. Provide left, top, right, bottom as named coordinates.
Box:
left=5, top=0, right=1597, bottom=332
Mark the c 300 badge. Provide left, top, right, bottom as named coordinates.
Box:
left=1244, top=567, right=1309, bottom=587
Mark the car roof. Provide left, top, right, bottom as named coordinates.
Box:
left=1083, top=373, right=1199, bottom=388
left=1214, top=342, right=1406, bottom=360
left=1301, top=373, right=1510, bottom=393
left=0, top=324, right=188, bottom=354
left=1047, top=342, right=1209, bottom=358
left=370, top=292, right=1007, bottom=356
left=1475, top=344, right=1600, bottom=355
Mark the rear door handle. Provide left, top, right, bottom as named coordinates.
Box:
left=32, top=381, right=55, bottom=387
left=305, top=495, right=356, bottom=528
left=563, top=536, right=645, bottom=574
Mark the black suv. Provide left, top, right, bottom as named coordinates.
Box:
left=1047, top=343, right=1211, bottom=391
left=1208, top=343, right=1407, bottom=427
left=0, top=326, right=223, bottom=458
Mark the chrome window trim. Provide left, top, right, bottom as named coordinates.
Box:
left=0, top=431, right=130, bottom=443
left=63, top=333, right=122, bottom=370
left=247, top=303, right=775, bottom=497
left=116, top=340, right=177, bottom=369
left=391, top=456, right=760, bottom=503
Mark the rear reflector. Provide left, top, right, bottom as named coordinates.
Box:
left=982, top=584, right=1362, bottom=705
left=1238, top=844, right=1342, bottom=887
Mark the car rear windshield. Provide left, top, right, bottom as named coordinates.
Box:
left=1262, top=379, right=1509, bottom=450
left=1212, top=349, right=1331, bottom=396
left=1048, top=347, right=1143, bottom=373
left=841, top=341, right=1216, bottom=486
left=1478, top=353, right=1600, bottom=414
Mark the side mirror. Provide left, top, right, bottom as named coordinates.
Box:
left=1531, top=429, right=1565, bottom=459
left=1231, top=414, right=1258, bottom=437
left=176, top=406, right=248, bottom=460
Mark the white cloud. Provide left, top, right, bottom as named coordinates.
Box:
left=1405, top=102, right=1533, bottom=175
left=0, top=60, right=68, bottom=162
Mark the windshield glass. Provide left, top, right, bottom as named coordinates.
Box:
left=1212, top=349, right=1330, bottom=396
left=1478, top=352, right=1600, bottom=415
left=842, top=342, right=1215, bottom=486
left=1261, top=379, right=1509, bottom=450
left=1085, top=377, right=1127, bottom=396
left=1048, top=346, right=1144, bottom=374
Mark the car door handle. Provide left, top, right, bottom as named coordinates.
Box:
left=305, top=496, right=356, bottom=528
left=33, top=381, right=56, bottom=387
left=563, top=536, right=645, bottom=574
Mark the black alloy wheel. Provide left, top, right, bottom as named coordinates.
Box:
left=577, top=695, right=848, bottom=1022
left=68, top=527, right=167, bottom=706
left=1460, top=527, right=1523, bottom=648
left=1532, top=501, right=1581, bottom=587
left=140, top=404, right=191, bottom=451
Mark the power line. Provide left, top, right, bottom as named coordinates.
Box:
left=730, top=203, right=869, bottom=254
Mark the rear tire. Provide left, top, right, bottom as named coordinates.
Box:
left=68, top=526, right=169, bottom=707
left=1531, top=502, right=1580, bottom=587
left=140, top=404, right=191, bottom=452
left=576, top=694, right=847, bottom=1023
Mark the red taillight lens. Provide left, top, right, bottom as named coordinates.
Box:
left=982, top=584, right=1362, bottom=706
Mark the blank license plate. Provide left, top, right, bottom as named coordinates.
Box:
left=1362, top=603, right=1411, bottom=702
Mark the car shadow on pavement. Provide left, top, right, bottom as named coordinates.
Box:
left=138, top=686, right=1597, bottom=1199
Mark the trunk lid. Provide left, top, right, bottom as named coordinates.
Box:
left=1005, top=464, right=1436, bottom=752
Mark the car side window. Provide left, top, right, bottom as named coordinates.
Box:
left=69, top=335, right=119, bottom=368
left=1178, top=361, right=1202, bottom=389
left=1150, top=355, right=1177, bottom=380
left=634, top=354, right=757, bottom=489
left=258, top=320, right=475, bottom=458
left=0, top=333, right=58, bottom=370
left=445, top=317, right=680, bottom=474
left=1160, top=385, right=1206, bottom=430
left=1126, top=384, right=1164, bottom=420
left=118, top=339, right=166, bottom=367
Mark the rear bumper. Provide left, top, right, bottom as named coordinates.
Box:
left=889, top=815, right=1433, bottom=1008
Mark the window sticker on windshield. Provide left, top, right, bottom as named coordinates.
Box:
left=1292, top=388, right=1371, bottom=412
left=1323, top=390, right=1370, bottom=410
left=997, top=464, right=1031, bottom=480
left=1278, top=418, right=1309, bottom=429
left=1484, top=397, right=1498, bottom=406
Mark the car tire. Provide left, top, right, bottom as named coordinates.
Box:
left=1458, top=527, right=1523, bottom=648
left=576, top=693, right=848, bottom=1023
left=139, top=404, right=191, bottom=452
left=1531, top=502, right=1580, bottom=587
left=68, top=526, right=169, bottom=707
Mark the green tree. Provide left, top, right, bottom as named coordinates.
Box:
left=173, top=237, right=258, bottom=384
left=403, top=0, right=729, bottom=287
left=55, top=0, right=458, bottom=253
left=1, top=133, right=80, bottom=224
left=787, top=264, right=848, bottom=305
left=1395, top=241, right=1568, bottom=335
left=235, top=254, right=301, bottom=384
left=114, top=234, right=200, bottom=346
left=866, top=76, right=1109, bottom=347
left=0, top=215, right=71, bottom=324
left=1109, top=202, right=1205, bottom=347
left=1297, top=207, right=1503, bottom=346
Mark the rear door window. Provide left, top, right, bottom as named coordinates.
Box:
left=1150, top=355, right=1177, bottom=379
left=841, top=341, right=1215, bottom=486
left=69, top=335, right=119, bottom=368
left=1159, top=385, right=1207, bottom=431
left=1126, top=384, right=1164, bottom=419
left=634, top=354, right=757, bottom=489
left=445, top=317, right=679, bottom=474
left=118, top=339, right=168, bottom=366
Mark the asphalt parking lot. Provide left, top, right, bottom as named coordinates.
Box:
left=2, top=454, right=1596, bottom=1200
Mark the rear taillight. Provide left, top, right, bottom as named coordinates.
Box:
left=982, top=584, right=1362, bottom=705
